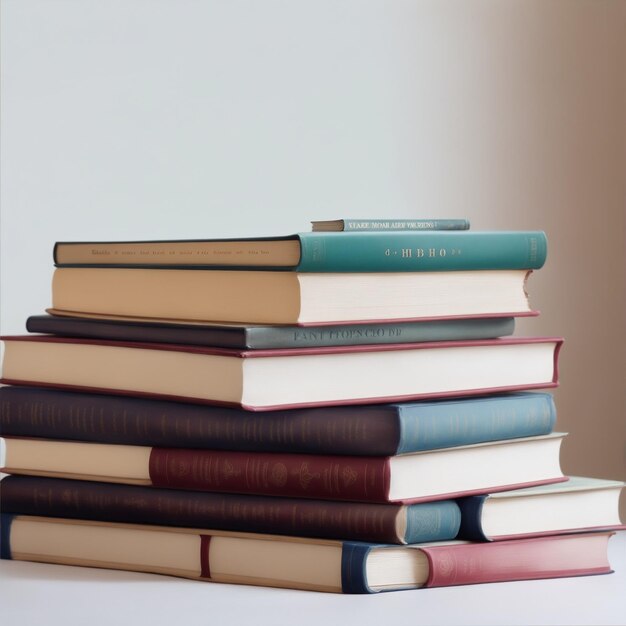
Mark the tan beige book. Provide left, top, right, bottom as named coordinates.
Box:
left=1, top=516, right=615, bottom=593
left=0, top=335, right=561, bottom=410
left=49, top=268, right=536, bottom=325
left=0, top=434, right=566, bottom=503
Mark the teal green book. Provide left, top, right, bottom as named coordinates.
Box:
left=54, top=230, right=547, bottom=272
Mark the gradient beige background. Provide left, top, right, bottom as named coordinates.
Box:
left=1, top=0, right=625, bottom=519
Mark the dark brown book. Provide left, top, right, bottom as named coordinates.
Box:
left=0, top=475, right=461, bottom=544
left=0, top=387, right=557, bottom=456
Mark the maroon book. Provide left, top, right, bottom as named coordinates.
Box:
left=1, top=433, right=566, bottom=504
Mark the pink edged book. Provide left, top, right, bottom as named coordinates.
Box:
left=0, top=514, right=616, bottom=594
left=0, top=335, right=562, bottom=411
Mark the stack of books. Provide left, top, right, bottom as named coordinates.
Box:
left=0, top=221, right=623, bottom=593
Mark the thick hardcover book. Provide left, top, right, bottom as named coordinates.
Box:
left=0, top=476, right=461, bottom=545
left=0, top=336, right=562, bottom=410
left=25, top=314, right=515, bottom=349
left=53, top=230, right=547, bottom=271
left=311, top=219, right=470, bottom=232
left=458, top=477, right=625, bottom=541
left=0, top=433, right=566, bottom=504
left=0, top=387, right=557, bottom=455
left=49, top=267, right=537, bottom=325
left=0, top=515, right=614, bottom=593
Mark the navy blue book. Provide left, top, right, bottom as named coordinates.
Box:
left=457, top=477, right=625, bottom=541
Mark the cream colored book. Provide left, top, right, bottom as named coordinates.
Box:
left=0, top=434, right=566, bottom=503
left=0, top=516, right=615, bottom=593
left=49, top=267, right=536, bottom=325
left=458, top=477, right=625, bottom=540
left=0, top=335, right=562, bottom=410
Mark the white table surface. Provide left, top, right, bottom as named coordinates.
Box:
left=1, top=531, right=624, bottom=626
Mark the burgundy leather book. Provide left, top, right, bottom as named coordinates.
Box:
left=0, top=335, right=562, bottom=410
left=1, top=433, right=566, bottom=504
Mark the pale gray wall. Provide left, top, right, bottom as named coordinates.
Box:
left=2, top=1, right=625, bottom=511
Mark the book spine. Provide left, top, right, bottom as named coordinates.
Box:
left=396, top=392, right=556, bottom=454
left=0, top=514, right=13, bottom=559
left=455, top=495, right=489, bottom=541
left=341, top=543, right=375, bottom=593
left=297, top=231, right=547, bottom=272
left=248, top=317, right=515, bottom=348
left=26, top=315, right=251, bottom=349
left=1, top=476, right=438, bottom=543
left=423, top=533, right=612, bottom=587
left=405, top=501, right=462, bottom=544
left=148, top=449, right=391, bottom=502
left=339, top=219, right=470, bottom=231
left=0, top=387, right=401, bottom=456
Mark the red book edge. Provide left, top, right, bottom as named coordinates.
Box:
left=422, top=531, right=615, bottom=588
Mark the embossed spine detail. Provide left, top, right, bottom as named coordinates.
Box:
left=148, top=449, right=390, bottom=502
